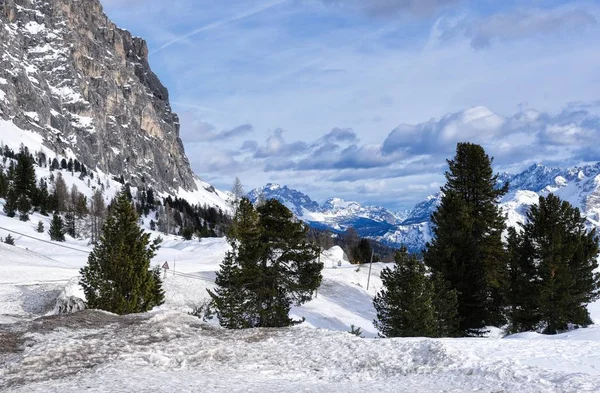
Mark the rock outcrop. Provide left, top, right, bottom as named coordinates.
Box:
left=0, top=0, right=196, bottom=192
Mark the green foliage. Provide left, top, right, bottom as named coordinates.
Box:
left=353, top=238, right=372, bottom=264
left=348, top=324, right=363, bottom=337
left=3, top=186, right=17, bottom=218
left=48, top=213, right=65, bottom=242
left=37, top=220, right=44, bottom=233
left=431, top=272, right=460, bottom=337
left=4, top=234, right=15, bottom=245
left=80, top=191, right=164, bottom=314
left=209, top=198, right=322, bottom=329
left=507, top=194, right=600, bottom=334
left=424, top=143, right=508, bottom=335
left=374, top=249, right=437, bottom=337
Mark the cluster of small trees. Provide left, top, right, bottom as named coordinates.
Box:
left=374, top=143, right=599, bottom=337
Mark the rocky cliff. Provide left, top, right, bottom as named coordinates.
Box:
left=0, top=0, right=196, bottom=193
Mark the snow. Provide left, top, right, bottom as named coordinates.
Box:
left=0, top=78, right=7, bottom=85
left=24, top=21, right=45, bottom=35
left=2, top=202, right=600, bottom=391
left=0, top=90, right=5, bottom=102
left=23, top=111, right=39, bottom=122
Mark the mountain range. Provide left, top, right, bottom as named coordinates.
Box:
left=248, top=162, right=600, bottom=252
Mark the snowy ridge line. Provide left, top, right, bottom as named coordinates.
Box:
left=0, top=225, right=90, bottom=254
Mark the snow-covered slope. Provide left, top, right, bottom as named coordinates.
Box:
left=2, top=213, right=600, bottom=391
left=0, top=119, right=232, bottom=214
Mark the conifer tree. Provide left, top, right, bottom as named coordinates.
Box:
left=373, top=249, right=437, bottom=337
left=0, top=169, right=8, bottom=198
left=209, top=198, right=322, bottom=328
left=4, top=234, right=15, bottom=245
left=424, top=143, right=508, bottom=335
left=17, top=195, right=30, bottom=221
left=13, top=145, right=36, bottom=204
left=508, top=194, right=600, bottom=334
left=3, top=186, right=18, bottom=218
left=79, top=190, right=164, bottom=314
left=37, top=220, right=44, bottom=233
left=431, top=272, right=460, bottom=337
left=354, top=238, right=372, bottom=264
left=49, top=213, right=65, bottom=242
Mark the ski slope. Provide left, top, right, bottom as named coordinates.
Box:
left=2, top=208, right=600, bottom=391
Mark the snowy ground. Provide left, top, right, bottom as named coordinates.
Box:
left=3, top=211, right=600, bottom=391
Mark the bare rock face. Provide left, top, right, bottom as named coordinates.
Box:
left=0, top=0, right=197, bottom=192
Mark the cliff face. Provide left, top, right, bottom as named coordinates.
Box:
left=0, top=0, right=197, bottom=192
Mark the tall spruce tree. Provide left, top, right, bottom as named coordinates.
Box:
left=374, top=249, right=437, bottom=337
left=209, top=198, right=322, bottom=328
left=507, top=194, right=600, bottom=334
left=48, top=213, right=65, bottom=242
left=79, top=190, right=164, bottom=314
left=3, top=186, right=18, bottom=218
left=424, top=143, right=508, bottom=335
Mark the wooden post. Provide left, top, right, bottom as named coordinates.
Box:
left=366, top=249, right=374, bottom=291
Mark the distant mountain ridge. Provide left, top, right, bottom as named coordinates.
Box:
left=249, top=162, right=600, bottom=252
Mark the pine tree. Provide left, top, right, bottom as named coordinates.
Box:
left=373, top=249, right=437, bottom=337
left=3, top=186, right=18, bottom=218
left=13, top=145, right=36, bottom=205
left=17, top=195, right=30, bottom=221
left=209, top=198, right=322, bottom=328
left=354, top=238, right=372, bottom=264
left=424, top=143, right=508, bottom=335
left=508, top=194, right=600, bottom=334
left=49, top=213, right=65, bottom=242
left=0, top=169, right=8, bottom=198
left=431, top=272, right=460, bottom=337
left=79, top=191, right=164, bottom=314
left=37, top=220, right=44, bottom=233
left=65, top=210, right=76, bottom=237
left=4, top=234, right=15, bottom=245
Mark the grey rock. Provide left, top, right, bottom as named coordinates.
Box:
left=0, top=0, right=197, bottom=193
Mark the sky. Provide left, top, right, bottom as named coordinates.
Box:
left=100, top=0, right=600, bottom=211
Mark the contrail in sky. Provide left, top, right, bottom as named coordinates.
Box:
left=151, top=0, right=289, bottom=55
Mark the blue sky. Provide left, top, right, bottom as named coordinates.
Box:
left=101, top=0, right=600, bottom=210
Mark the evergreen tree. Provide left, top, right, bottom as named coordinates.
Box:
left=79, top=191, right=164, bottom=314
left=431, top=272, right=460, bottom=337
left=4, top=234, right=15, bottom=245
left=13, top=145, right=36, bottom=203
left=65, top=210, right=76, bottom=237
left=17, top=195, right=30, bottom=221
left=36, top=178, right=50, bottom=215
left=3, top=186, right=18, bottom=218
left=354, top=238, right=372, bottom=264
left=373, top=249, right=437, bottom=337
left=0, top=169, right=8, bottom=198
left=37, top=220, right=44, bottom=233
left=507, top=194, right=600, bottom=334
left=49, top=213, right=65, bottom=242
left=424, top=143, right=508, bottom=335
left=209, top=198, right=322, bottom=328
